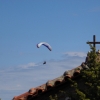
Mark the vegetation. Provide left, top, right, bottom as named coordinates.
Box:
left=49, top=44, right=100, bottom=100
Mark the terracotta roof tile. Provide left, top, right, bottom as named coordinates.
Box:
left=13, top=62, right=87, bottom=100
left=12, top=92, right=30, bottom=100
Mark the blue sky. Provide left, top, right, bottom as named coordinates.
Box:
left=0, top=0, right=100, bottom=100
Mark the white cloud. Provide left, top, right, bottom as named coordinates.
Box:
left=18, top=62, right=38, bottom=69
left=63, top=51, right=87, bottom=57
left=0, top=52, right=86, bottom=100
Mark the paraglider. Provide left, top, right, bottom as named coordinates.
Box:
left=37, top=42, right=52, bottom=51
left=36, top=42, right=52, bottom=64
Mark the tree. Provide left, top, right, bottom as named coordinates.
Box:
left=49, top=44, right=100, bottom=100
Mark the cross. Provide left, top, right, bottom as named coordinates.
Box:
left=87, top=35, right=100, bottom=49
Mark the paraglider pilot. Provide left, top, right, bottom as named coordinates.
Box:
left=43, top=61, right=46, bottom=64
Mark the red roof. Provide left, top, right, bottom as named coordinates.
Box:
left=12, top=61, right=88, bottom=100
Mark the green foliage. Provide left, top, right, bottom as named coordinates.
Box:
left=49, top=44, right=100, bottom=100
left=73, top=44, right=100, bottom=100
left=49, top=95, right=58, bottom=100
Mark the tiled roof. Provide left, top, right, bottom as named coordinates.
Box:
left=12, top=61, right=89, bottom=100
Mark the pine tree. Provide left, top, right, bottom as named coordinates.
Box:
left=49, top=44, right=100, bottom=100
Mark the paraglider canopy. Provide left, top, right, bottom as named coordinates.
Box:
left=37, top=42, right=52, bottom=51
